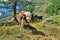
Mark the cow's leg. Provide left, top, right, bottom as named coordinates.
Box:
left=32, top=17, right=35, bottom=21
left=24, top=17, right=29, bottom=25
left=19, top=21, right=21, bottom=27
left=20, top=19, right=24, bottom=29
left=40, top=16, right=42, bottom=21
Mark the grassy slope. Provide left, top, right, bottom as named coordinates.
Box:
left=0, top=0, right=60, bottom=40
left=0, top=15, right=60, bottom=40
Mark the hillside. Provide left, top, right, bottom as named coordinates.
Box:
left=0, top=0, right=60, bottom=40
left=0, top=15, right=60, bottom=40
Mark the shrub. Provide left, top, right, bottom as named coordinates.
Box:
left=21, top=5, right=35, bottom=13
left=46, top=0, right=60, bottom=16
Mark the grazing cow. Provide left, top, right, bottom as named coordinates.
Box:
left=31, top=14, right=43, bottom=21
left=31, top=14, right=35, bottom=21
left=36, top=15, right=43, bottom=21
left=15, top=11, right=31, bottom=28
left=24, top=11, right=31, bottom=22
left=36, top=13, right=43, bottom=21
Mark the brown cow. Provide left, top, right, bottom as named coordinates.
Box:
left=15, top=11, right=31, bottom=28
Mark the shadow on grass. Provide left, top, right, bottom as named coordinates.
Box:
left=23, top=24, right=46, bottom=36
left=6, top=22, right=19, bottom=26
left=0, top=21, right=19, bottom=26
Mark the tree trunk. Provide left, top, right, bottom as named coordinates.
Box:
left=13, top=0, right=18, bottom=22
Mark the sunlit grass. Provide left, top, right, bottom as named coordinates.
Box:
left=0, top=15, right=60, bottom=40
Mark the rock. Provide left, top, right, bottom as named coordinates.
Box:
left=45, top=19, right=58, bottom=24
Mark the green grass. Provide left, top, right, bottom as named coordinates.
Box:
left=0, top=15, right=60, bottom=40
